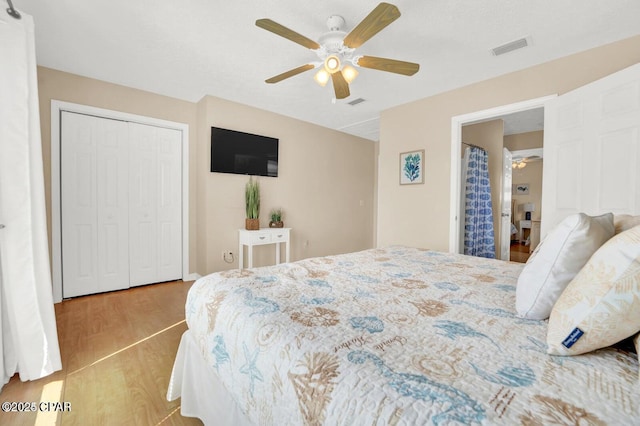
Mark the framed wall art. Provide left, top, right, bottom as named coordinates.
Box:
left=399, top=150, right=425, bottom=185
left=513, top=183, right=530, bottom=195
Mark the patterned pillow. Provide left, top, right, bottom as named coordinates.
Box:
left=547, top=224, right=640, bottom=355
left=515, top=213, right=614, bottom=320
left=614, top=214, right=640, bottom=234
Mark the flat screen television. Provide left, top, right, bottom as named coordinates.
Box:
left=210, top=127, right=279, bottom=177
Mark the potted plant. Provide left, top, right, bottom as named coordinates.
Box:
left=245, top=177, right=260, bottom=230
left=269, top=208, right=283, bottom=228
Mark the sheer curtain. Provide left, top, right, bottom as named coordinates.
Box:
left=0, top=10, right=61, bottom=390
left=462, top=146, right=496, bottom=258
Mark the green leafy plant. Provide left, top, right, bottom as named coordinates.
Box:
left=270, top=208, right=282, bottom=222
left=245, top=177, right=260, bottom=219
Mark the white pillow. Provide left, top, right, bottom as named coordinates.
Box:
left=515, top=212, right=614, bottom=320
left=547, top=224, right=640, bottom=355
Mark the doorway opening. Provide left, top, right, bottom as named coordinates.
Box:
left=449, top=95, right=556, bottom=260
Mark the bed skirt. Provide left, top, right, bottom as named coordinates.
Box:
left=167, top=331, right=253, bottom=426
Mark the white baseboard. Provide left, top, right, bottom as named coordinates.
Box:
left=184, top=273, right=202, bottom=282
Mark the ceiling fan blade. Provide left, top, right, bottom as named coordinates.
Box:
left=265, top=64, right=316, bottom=84
left=256, top=19, right=320, bottom=50
left=343, top=3, right=401, bottom=48
left=357, top=55, right=420, bottom=76
left=331, top=71, right=350, bottom=99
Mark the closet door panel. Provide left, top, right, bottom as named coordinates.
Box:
left=156, top=127, right=182, bottom=281
left=61, top=113, right=98, bottom=297
left=96, top=118, right=130, bottom=293
left=61, top=112, right=129, bottom=298
left=129, top=123, right=159, bottom=286
left=129, top=123, right=182, bottom=286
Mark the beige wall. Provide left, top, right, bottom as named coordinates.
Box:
left=461, top=120, right=504, bottom=258
left=377, top=35, right=640, bottom=251
left=505, top=131, right=544, bottom=222
left=37, top=67, right=376, bottom=278
left=197, top=95, right=376, bottom=274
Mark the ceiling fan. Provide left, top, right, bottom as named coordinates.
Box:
left=255, top=2, right=420, bottom=100
left=512, top=155, right=542, bottom=169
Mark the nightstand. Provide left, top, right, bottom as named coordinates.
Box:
left=519, top=220, right=532, bottom=243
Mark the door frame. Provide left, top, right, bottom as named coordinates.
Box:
left=51, top=100, right=191, bottom=302
left=500, top=147, right=513, bottom=261
left=449, top=95, right=556, bottom=253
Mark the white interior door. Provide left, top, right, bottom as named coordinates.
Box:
left=542, top=63, right=640, bottom=237
left=129, top=123, right=182, bottom=286
left=155, top=126, right=183, bottom=280
left=61, top=112, right=129, bottom=298
left=500, top=148, right=513, bottom=260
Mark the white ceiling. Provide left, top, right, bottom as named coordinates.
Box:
left=15, top=0, right=640, bottom=141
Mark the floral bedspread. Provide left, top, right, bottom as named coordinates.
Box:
left=185, top=246, right=639, bottom=425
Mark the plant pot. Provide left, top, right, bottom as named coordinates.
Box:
left=245, top=218, right=259, bottom=230
left=269, top=221, right=284, bottom=228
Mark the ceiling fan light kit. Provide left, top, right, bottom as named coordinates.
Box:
left=342, top=65, right=359, bottom=83
left=256, top=2, right=420, bottom=100
left=324, top=55, right=341, bottom=73
left=314, top=69, right=330, bottom=87
left=512, top=160, right=527, bottom=169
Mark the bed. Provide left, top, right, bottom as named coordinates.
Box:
left=167, top=246, right=639, bottom=425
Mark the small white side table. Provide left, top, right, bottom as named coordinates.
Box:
left=519, top=220, right=532, bottom=243
left=238, top=228, right=291, bottom=269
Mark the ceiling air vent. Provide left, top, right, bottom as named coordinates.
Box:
left=491, top=37, right=530, bottom=56
left=348, top=98, right=366, bottom=106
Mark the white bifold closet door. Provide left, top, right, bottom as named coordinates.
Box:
left=128, top=123, right=182, bottom=287
left=61, top=112, right=181, bottom=298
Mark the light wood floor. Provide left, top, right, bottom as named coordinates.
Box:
left=1, top=281, right=202, bottom=426
left=510, top=241, right=531, bottom=263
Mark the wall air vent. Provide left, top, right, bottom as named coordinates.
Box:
left=491, top=37, right=530, bottom=56
left=348, top=98, right=366, bottom=106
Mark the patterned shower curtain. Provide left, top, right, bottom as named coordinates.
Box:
left=462, top=146, right=496, bottom=258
